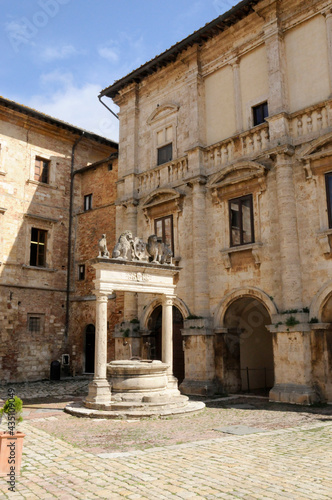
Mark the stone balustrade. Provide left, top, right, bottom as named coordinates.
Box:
left=290, top=101, right=332, bottom=140
left=137, top=156, right=189, bottom=194
left=205, top=123, right=270, bottom=171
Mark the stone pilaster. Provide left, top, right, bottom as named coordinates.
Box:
left=323, top=7, right=332, bottom=97
left=274, top=150, right=302, bottom=310
left=124, top=200, right=138, bottom=321
left=259, top=2, right=289, bottom=143
left=185, top=46, right=206, bottom=150
left=85, top=291, right=112, bottom=408
left=268, top=321, right=319, bottom=405
left=231, top=58, right=243, bottom=133
left=191, top=178, right=210, bottom=316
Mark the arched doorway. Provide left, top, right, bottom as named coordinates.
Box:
left=147, top=305, right=185, bottom=384
left=85, top=324, right=95, bottom=374
left=222, top=297, right=274, bottom=393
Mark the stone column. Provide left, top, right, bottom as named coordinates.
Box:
left=162, top=293, right=179, bottom=393
left=275, top=151, right=302, bottom=310
left=192, top=178, right=210, bottom=316
left=85, top=291, right=112, bottom=408
left=162, top=294, right=174, bottom=375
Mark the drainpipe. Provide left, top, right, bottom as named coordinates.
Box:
left=65, top=133, right=84, bottom=338
left=98, top=95, right=119, bottom=120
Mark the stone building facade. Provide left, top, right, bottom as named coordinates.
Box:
left=69, top=153, right=123, bottom=376
left=99, top=0, right=332, bottom=403
left=0, top=97, right=117, bottom=382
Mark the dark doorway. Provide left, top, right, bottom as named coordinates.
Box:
left=222, top=297, right=274, bottom=394
left=148, top=305, right=185, bottom=384
left=85, top=324, right=95, bottom=373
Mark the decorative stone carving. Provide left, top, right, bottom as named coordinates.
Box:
left=98, top=234, right=110, bottom=258
left=146, top=235, right=173, bottom=264
left=108, top=230, right=173, bottom=265
left=111, top=230, right=135, bottom=260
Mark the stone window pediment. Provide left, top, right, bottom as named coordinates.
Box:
left=208, top=161, right=269, bottom=203
left=300, top=135, right=332, bottom=178
left=142, top=189, right=184, bottom=220
left=147, top=103, right=180, bottom=125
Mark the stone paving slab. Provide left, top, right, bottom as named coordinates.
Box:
left=213, top=425, right=267, bottom=435
left=1, top=419, right=332, bottom=498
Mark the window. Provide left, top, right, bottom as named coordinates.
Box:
left=84, top=194, right=92, bottom=211
left=229, top=195, right=254, bottom=247
left=326, top=173, right=332, bottom=228
left=27, top=314, right=44, bottom=333
left=108, top=162, right=113, bottom=171
left=34, top=157, right=50, bottom=183
left=157, top=143, right=172, bottom=165
left=253, top=102, right=268, bottom=126
left=30, top=228, right=47, bottom=267
left=28, top=316, right=41, bottom=332
left=78, top=264, right=85, bottom=281
left=154, top=215, right=174, bottom=253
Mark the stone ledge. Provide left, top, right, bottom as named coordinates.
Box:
left=22, top=265, right=57, bottom=273
left=220, top=242, right=263, bottom=269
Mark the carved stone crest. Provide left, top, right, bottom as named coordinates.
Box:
left=99, top=230, right=174, bottom=265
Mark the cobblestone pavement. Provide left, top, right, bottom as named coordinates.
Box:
left=1, top=379, right=332, bottom=499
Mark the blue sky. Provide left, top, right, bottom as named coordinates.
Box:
left=2, top=0, right=235, bottom=141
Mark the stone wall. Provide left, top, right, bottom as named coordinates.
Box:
left=69, top=157, right=123, bottom=375
left=109, top=0, right=332, bottom=401
left=0, top=102, right=117, bottom=382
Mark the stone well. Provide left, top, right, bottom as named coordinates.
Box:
left=66, top=359, right=205, bottom=419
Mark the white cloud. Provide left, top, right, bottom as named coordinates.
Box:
left=28, top=77, right=119, bottom=142
left=39, top=69, right=74, bottom=87
left=98, top=45, right=119, bottom=63
left=39, top=44, right=82, bottom=62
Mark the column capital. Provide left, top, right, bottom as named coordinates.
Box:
left=162, top=294, right=176, bottom=306
left=188, top=175, right=208, bottom=190
left=94, top=291, right=110, bottom=302
left=322, top=7, right=332, bottom=19
left=229, top=56, right=241, bottom=68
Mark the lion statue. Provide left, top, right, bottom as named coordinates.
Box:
left=112, top=230, right=134, bottom=260
left=98, top=234, right=109, bottom=258
left=146, top=234, right=173, bottom=264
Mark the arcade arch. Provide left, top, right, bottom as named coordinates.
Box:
left=215, top=291, right=275, bottom=393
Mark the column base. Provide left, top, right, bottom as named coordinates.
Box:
left=166, top=374, right=181, bottom=396
left=84, top=379, right=112, bottom=409
left=269, top=383, right=320, bottom=405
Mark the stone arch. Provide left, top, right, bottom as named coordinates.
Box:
left=214, top=287, right=278, bottom=328
left=141, top=296, right=190, bottom=329
left=310, top=280, right=332, bottom=321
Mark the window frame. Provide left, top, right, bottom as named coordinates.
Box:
left=27, top=313, right=45, bottom=333
left=154, top=214, right=174, bottom=254
left=78, top=264, right=85, bottom=281
left=34, top=156, right=50, bottom=184
left=325, top=172, right=332, bottom=228
left=252, top=101, right=268, bottom=127
left=84, top=194, right=93, bottom=211
left=157, top=143, right=173, bottom=166
left=229, top=194, right=255, bottom=247
left=30, top=227, right=47, bottom=267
